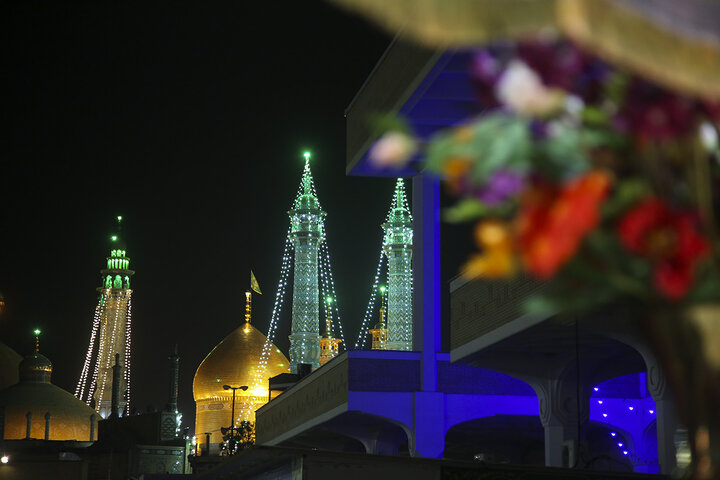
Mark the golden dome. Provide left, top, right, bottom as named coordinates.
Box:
left=193, top=320, right=288, bottom=453
left=0, top=353, right=98, bottom=442
left=193, top=322, right=289, bottom=401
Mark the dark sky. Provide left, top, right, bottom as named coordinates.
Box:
left=2, top=2, right=472, bottom=432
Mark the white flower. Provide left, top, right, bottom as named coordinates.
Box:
left=495, top=60, right=563, bottom=116
left=368, top=131, right=417, bottom=168
left=699, top=122, right=718, bottom=151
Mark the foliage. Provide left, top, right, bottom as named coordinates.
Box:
left=368, top=36, right=720, bottom=311
left=221, top=420, right=255, bottom=454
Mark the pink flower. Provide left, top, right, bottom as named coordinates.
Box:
left=368, top=131, right=417, bottom=168
left=495, top=60, right=564, bottom=117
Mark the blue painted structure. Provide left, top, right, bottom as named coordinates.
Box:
left=258, top=39, right=674, bottom=476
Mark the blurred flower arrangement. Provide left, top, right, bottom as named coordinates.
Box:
left=370, top=37, right=720, bottom=312
left=368, top=36, right=720, bottom=477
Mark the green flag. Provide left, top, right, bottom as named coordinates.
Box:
left=250, top=270, right=262, bottom=295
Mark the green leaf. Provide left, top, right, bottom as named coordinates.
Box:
left=443, top=198, right=514, bottom=223
left=425, top=113, right=532, bottom=185
left=601, top=178, right=652, bottom=219
left=368, top=113, right=413, bottom=136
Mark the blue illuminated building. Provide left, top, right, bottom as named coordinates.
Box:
left=254, top=39, right=678, bottom=476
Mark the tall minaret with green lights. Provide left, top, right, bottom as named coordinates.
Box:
left=383, top=179, right=413, bottom=350
left=76, top=216, right=135, bottom=418
left=288, top=153, right=326, bottom=372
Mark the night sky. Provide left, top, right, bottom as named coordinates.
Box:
left=2, top=2, right=472, bottom=431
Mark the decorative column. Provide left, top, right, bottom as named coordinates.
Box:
left=288, top=155, right=325, bottom=372
left=166, top=344, right=180, bottom=413
left=646, top=359, right=678, bottom=474
left=76, top=216, right=135, bottom=419
left=534, top=373, right=590, bottom=468
left=383, top=179, right=413, bottom=351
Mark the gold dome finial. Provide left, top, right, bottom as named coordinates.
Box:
left=33, top=329, right=41, bottom=353
left=244, top=291, right=252, bottom=324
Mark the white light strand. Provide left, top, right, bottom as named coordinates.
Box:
left=239, top=228, right=294, bottom=420
left=76, top=294, right=104, bottom=399
left=318, top=240, right=345, bottom=348
left=123, top=291, right=133, bottom=415
left=86, top=289, right=109, bottom=404
left=353, top=248, right=387, bottom=349
left=96, top=291, right=121, bottom=414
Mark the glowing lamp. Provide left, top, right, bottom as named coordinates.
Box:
left=618, top=443, right=623, bottom=447
left=628, top=406, right=634, bottom=411
left=33, top=329, right=41, bottom=335
left=593, top=387, right=599, bottom=392
left=111, top=235, right=118, bottom=241
left=303, top=151, right=311, bottom=161
left=623, top=451, right=629, bottom=456
left=611, top=432, right=617, bottom=437
left=0, top=455, right=8, bottom=464
left=602, top=413, right=608, bottom=418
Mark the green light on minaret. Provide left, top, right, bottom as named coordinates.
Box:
left=303, top=151, right=311, bottom=161
left=379, top=285, right=386, bottom=294
left=33, top=328, right=41, bottom=335
left=326, top=296, right=333, bottom=304
left=117, top=216, right=122, bottom=222
left=111, top=235, right=118, bottom=241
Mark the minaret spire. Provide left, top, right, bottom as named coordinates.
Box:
left=76, top=216, right=135, bottom=419
left=383, top=179, right=413, bottom=351
left=288, top=151, right=326, bottom=372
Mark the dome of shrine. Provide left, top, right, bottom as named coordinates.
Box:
left=193, top=322, right=289, bottom=402
left=193, top=320, right=288, bottom=453
left=0, top=353, right=98, bottom=441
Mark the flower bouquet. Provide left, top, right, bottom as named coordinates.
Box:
left=370, top=37, right=720, bottom=477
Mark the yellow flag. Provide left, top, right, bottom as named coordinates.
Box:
left=250, top=270, right=262, bottom=295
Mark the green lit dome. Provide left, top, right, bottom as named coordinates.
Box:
left=295, top=193, right=320, bottom=211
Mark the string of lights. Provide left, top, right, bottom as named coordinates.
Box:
left=318, top=240, right=345, bottom=347
left=123, top=292, right=133, bottom=415
left=239, top=228, right=294, bottom=420
left=353, top=249, right=386, bottom=349
left=75, top=295, right=104, bottom=400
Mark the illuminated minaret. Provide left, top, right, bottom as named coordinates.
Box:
left=319, top=296, right=341, bottom=366
left=383, top=179, right=413, bottom=350
left=368, top=285, right=388, bottom=350
left=288, top=153, right=325, bottom=372
left=76, top=216, right=135, bottom=418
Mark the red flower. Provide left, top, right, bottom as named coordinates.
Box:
left=518, top=170, right=611, bottom=278
left=616, top=81, right=697, bottom=143
left=618, top=198, right=709, bottom=299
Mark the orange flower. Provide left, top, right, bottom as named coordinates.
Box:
left=517, top=170, right=611, bottom=278
left=443, top=156, right=473, bottom=195
left=462, top=220, right=516, bottom=279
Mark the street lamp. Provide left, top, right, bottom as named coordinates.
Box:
left=222, top=384, right=248, bottom=454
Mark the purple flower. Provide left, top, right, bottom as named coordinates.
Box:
left=476, top=169, right=526, bottom=205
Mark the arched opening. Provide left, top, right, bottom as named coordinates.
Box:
left=589, top=372, right=658, bottom=473
left=443, top=415, right=544, bottom=464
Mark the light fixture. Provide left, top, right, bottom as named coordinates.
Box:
left=1, top=456, right=8, bottom=464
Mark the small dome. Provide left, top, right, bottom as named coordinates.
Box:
left=294, top=193, right=320, bottom=211
left=19, top=353, right=53, bottom=383
left=0, top=353, right=98, bottom=442
left=0, top=341, right=22, bottom=390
